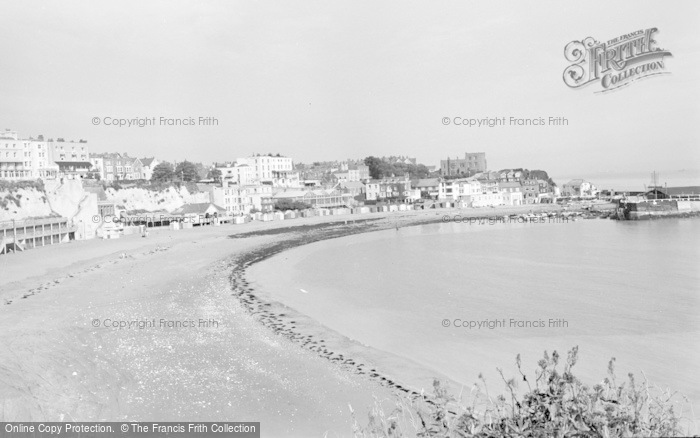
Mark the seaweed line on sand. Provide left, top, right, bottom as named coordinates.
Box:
left=225, top=216, right=444, bottom=403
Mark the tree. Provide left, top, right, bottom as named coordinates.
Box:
left=174, top=160, right=200, bottom=182
left=151, top=162, right=174, bottom=183
left=364, top=156, right=384, bottom=179
left=193, top=162, right=208, bottom=180
left=363, top=156, right=430, bottom=180
left=207, top=168, right=222, bottom=183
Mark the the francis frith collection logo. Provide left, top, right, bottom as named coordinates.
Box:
left=563, top=28, right=672, bottom=93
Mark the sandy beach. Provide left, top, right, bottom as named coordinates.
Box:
left=0, top=205, right=564, bottom=436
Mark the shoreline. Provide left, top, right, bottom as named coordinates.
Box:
left=234, top=211, right=700, bottom=435
left=224, top=205, right=573, bottom=399
left=1, top=204, right=599, bottom=435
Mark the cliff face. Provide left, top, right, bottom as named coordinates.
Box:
left=0, top=182, right=54, bottom=221
left=1, top=180, right=211, bottom=239
left=103, top=185, right=210, bottom=212
left=44, top=179, right=100, bottom=239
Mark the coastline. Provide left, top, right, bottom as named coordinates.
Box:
left=238, top=209, right=700, bottom=425
left=224, top=205, right=572, bottom=397
left=0, top=205, right=567, bottom=436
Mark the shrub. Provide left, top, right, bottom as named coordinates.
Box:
left=351, top=347, right=689, bottom=437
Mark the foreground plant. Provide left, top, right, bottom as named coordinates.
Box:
left=351, top=347, right=692, bottom=437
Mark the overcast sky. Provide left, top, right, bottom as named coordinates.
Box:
left=1, top=0, right=698, bottom=186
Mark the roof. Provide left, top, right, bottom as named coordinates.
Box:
left=272, top=190, right=308, bottom=199
left=340, top=181, right=364, bottom=189
left=84, top=186, right=107, bottom=201
left=171, top=203, right=226, bottom=215
left=414, top=178, right=440, bottom=187
left=647, top=186, right=700, bottom=196
left=565, top=179, right=588, bottom=185
left=498, top=181, right=522, bottom=188
left=140, top=157, right=156, bottom=166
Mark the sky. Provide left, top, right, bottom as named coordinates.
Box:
left=0, top=0, right=698, bottom=187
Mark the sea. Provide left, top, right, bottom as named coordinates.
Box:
left=246, top=217, right=700, bottom=416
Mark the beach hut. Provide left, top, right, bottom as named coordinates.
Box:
left=398, top=204, right=407, bottom=211
left=389, top=205, right=398, bottom=212
left=233, top=216, right=245, bottom=225
left=273, top=211, right=285, bottom=221
left=284, top=210, right=296, bottom=219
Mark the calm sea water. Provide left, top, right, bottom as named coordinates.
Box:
left=247, top=218, right=700, bottom=409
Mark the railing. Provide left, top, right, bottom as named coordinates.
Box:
left=0, top=216, right=69, bottom=230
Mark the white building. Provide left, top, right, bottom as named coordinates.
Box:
left=219, top=155, right=300, bottom=188
left=89, top=156, right=105, bottom=180
left=562, top=179, right=598, bottom=197
left=218, top=162, right=254, bottom=185
left=47, top=140, right=91, bottom=179
left=139, top=157, right=160, bottom=181
left=438, top=179, right=482, bottom=200
left=0, top=130, right=59, bottom=180
left=209, top=181, right=273, bottom=215
left=235, top=154, right=300, bottom=186
left=470, top=191, right=505, bottom=207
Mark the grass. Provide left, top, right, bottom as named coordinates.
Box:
left=351, top=347, right=692, bottom=437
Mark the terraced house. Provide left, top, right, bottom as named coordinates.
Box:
left=0, top=129, right=90, bottom=180
left=365, top=176, right=415, bottom=202
left=90, top=152, right=144, bottom=181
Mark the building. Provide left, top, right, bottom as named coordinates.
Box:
left=272, top=188, right=349, bottom=208
left=349, top=164, right=370, bottom=181
left=383, top=156, right=416, bottom=165
left=643, top=186, right=700, bottom=200
left=171, top=202, right=227, bottom=223
left=522, top=179, right=540, bottom=203
left=438, top=178, right=481, bottom=201
left=502, top=190, right=524, bottom=206
left=217, top=162, right=254, bottom=186
left=210, top=184, right=254, bottom=215
left=236, top=154, right=300, bottom=187
left=562, top=179, right=598, bottom=197
left=47, top=140, right=91, bottom=179
left=414, top=178, right=441, bottom=199
left=440, top=152, right=487, bottom=176
left=209, top=180, right=274, bottom=215
left=497, top=169, right=524, bottom=182
left=88, top=156, right=105, bottom=180
left=365, top=176, right=413, bottom=202
left=339, top=180, right=365, bottom=198
left=469, top=191, right=505, bottom=207
left=0, top=130, right=59, bottom=180
left=90, top=153, right=142, bottom=181
left=140, top=157, right=160, bottom=180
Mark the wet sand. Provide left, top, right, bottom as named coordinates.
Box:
left=0, top=205, right=563, bottom=436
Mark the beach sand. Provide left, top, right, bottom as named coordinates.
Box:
left=0, top=205, right=564, bottom=436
